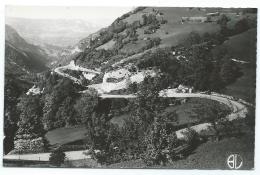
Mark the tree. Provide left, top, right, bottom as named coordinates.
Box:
left=217, top=14, right=230, bottom=36
left=220, top=59, right=242, bottom=85
left=202, top=32, right=211, bottom=42
left=134, top=76, right=167, bottom=128
left=55, top=97, right=76, bottom=127
left=110, top=20, right=127, bottom=33
left=234, top=18, right=250, bottom=34
left=49, top=148, right=66, bottom=166
left=86, top=112, right=123, bottom=164
left=184, top=31, right=201, bottom=47
left=125, top=75, right=182, bottom=165
left=120, top=115, right=145, bottom=157
left=4, top=77, right=27, bottom=154
left=74, top=89, right=99, bottom=125
left=151, top=37, right=161, bottom=46
left=208, top=64, right=225, bottom=92
left=194, top=101, right=230, bottom=141
left=42, top=78, right=78, bottom=130
left=147, top=14, right=158, bottom=25
left=127, top=82, right=138, bottom=93
left=217, top=14, right=229, bottom=27
left=143, top=115, right=180, bottom=166
left=42, top=94, right=56, bottom=130
left=185, top=44, right=214, bottom=90
left=142, top=14, right=148, bottom=25
left=16, top=95, right=44, bottom=138
left=245, top=107, right=255, bottom=132
left=74, top=90, right=110, bottom=162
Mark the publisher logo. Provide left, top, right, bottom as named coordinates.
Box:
left=227, top=154, right=243, bottom=169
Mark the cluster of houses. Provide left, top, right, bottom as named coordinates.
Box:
left=26, top=85, right=44, bottom=95
left=177, top=84, right=194, bottom=93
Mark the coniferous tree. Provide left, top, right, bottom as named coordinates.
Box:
left=16, top=95, right=44, bottom=138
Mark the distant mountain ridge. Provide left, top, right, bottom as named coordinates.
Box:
left=6, top=17, right=105, bottom=47
left=5, top=25, right=48, bottom=74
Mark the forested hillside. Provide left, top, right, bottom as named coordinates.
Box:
left=4, top=7, right=257, bottom=169
left=4, top=25, right=49, bottom=153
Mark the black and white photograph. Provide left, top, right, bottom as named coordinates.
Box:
left=1, top=1, right=258, bottom=171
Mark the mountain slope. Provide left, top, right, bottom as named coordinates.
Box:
left=4, top=25, right=49, bottom=154
left=220, top=28, right=257, bottom=104
left=73, top=7, right=248, bottom=69
left=222, top=28, right=257, bottom=62
left=5, top=25, right=48, bottom=73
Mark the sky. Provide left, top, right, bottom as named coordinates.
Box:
left=5, top=6, right=134, bottom=22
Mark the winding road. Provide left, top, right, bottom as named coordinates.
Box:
left=101, top=90, right=248, bottom=138
left=54, top=63, right=250, bottom=137
left=5, top=62, right=251, bottom=162
left=54, top=61, right=100, bottom=84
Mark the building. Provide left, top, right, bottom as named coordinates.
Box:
left=177, top=84, right=194, bottom=93
left=206, top=12, right=220, bottom=16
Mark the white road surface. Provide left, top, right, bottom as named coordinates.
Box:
left=54, top=61, right=100, bottom=84
left=4, top=150, right=91, bottom=161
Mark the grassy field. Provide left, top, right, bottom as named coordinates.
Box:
left=45, top=125, right=87, bottom=146
left=96, top=39, right=116, bottom=50
left=45, top=98, right=231, bottom=146
left=121, top=7, right=251, bottom=49
left=222, top=28, right=257, bottom=62
left=218, top=29, right=257, bottom=104
left=164, top=98, right=230, bottom=126
left=97, top=7, right=255, bottom=62
left=136, top=7, right=220, bottom=47
left=110, top=98, right=230, bottom=128
left=95, top=7, right=222, bottom=54
left=224, top=64, right=256, bottom=104
left=120, top=39, right=147, bottom=54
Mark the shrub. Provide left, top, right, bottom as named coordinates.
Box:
left=142, top=117, right=183, bottom=166
left=128, top=82, right=138, bottom=93
left=142, top=37, right=161, bottom=50
left=12, top=137, right=46, bottom=154
left=49, top=148, right=66, bottom=166
left=161, top=19, right=168, bottom=24
left=181, top=128, right=200, bottom=147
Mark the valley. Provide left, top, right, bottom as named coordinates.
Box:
left=4, top=7, right=256, bottom=169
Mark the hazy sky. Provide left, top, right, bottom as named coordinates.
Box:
left=6, top=6, right=134, bottom=22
